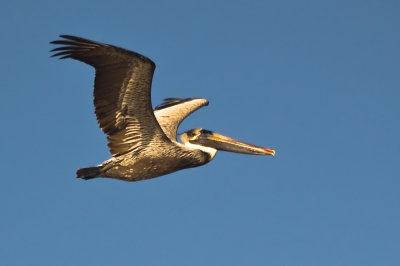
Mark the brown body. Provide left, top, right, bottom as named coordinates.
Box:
left=97, top=146, right=211, bottom=181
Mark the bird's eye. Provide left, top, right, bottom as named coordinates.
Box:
left=200, top=129, right=212, bottom=135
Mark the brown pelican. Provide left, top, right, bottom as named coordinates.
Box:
left=50, top=35, right=275, bottom=182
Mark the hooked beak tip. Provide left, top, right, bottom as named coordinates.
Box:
left=265, top=148, right=276, bottom=156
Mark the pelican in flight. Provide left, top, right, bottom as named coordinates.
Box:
left=50, top=35, right=275, bottom=182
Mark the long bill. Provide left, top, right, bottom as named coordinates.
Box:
left=191, top=132, right=275, bottom=156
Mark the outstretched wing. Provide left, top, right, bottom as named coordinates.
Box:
left=154, top=98, right=209, bottom=141
left=51, top=35, right=169, bottom=156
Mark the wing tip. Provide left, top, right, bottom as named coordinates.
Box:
left=49, top=34, right=156, bottom=67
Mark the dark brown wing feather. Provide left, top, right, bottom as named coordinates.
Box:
left=154, top=98, right=209, bottom=141
left=51, top=35, right=169, bottom=156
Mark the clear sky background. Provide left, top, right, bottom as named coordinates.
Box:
left=1, top=0, right=399, bottom=265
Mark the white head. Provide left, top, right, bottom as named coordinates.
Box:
left=180, top=129, right=217, bottom=159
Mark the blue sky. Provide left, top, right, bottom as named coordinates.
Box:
left=1, top=0, right=399, bottom=265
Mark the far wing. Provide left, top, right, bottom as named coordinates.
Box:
left=154, top=98, right=209, bottom=141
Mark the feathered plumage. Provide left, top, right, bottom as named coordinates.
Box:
left=51, top=35, right=275, bottom=182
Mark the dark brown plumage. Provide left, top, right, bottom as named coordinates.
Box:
left=52, top=35, right=161, bottom=156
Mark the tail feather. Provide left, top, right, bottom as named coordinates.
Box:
left=76, top=166, right=101, bottom=180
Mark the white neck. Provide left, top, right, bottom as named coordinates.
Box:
left=184, top=142, right=217, bottom=159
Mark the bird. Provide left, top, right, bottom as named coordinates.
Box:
left=50, top=35, right=275, bottom=182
